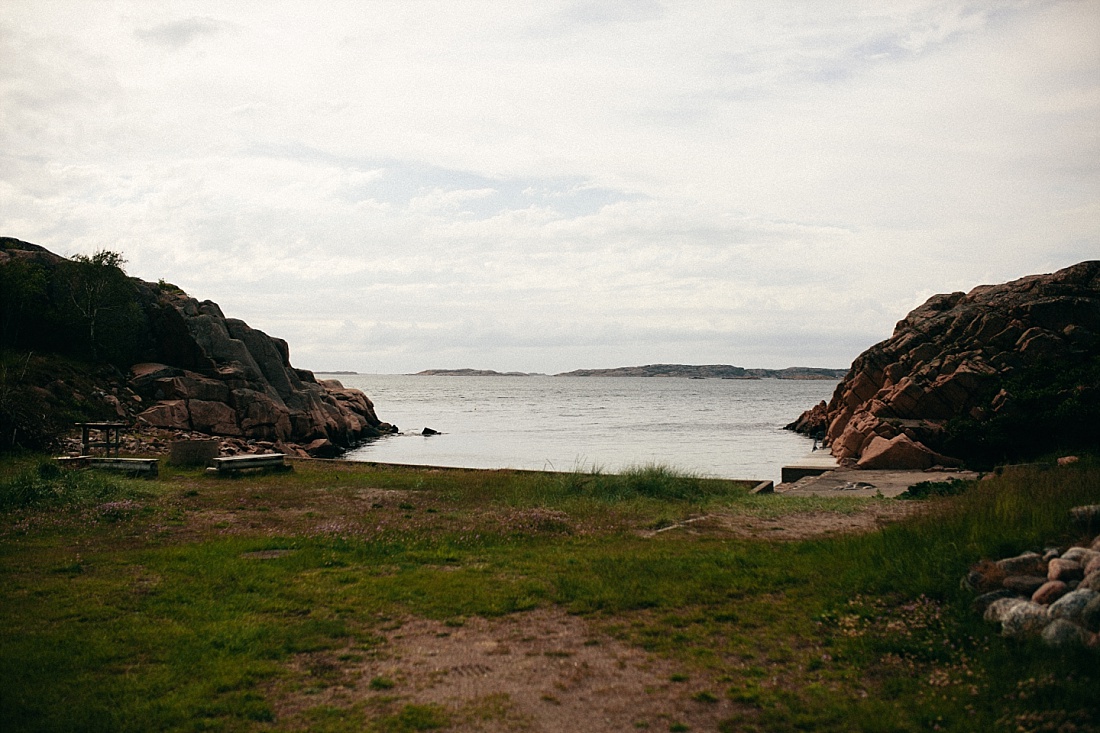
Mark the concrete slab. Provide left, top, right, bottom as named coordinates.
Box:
left=776, top=468, right=979, bottom=498
left=781, top=451, right=839, bottom=483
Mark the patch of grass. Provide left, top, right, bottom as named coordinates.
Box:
left=732, top=492, right=871, bottom=519
left=0, top=454, right=1096, bottom=731
left=0, top=460, right=148, bottom=511
left=373, top=703, right=449, bottom=731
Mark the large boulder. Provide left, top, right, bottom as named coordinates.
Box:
left=153, top=375, right=231, bottom=403
left=788, top=261, right=1100, bottom=467
left=231, top=388, right=293, bottom=442
left=855, top=434, right=957, bottom=470
left=136, top=400, right=190, bottom=431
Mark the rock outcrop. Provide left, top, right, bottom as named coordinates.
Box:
left=788, top=261, right=1100, bottom=468
left=0, top=238, right=395, bottom=454
left=127, top=288, right=396, bottom=451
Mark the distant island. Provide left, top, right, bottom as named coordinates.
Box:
left=415, top=369, right=547, bottom=377
left=556, top=364, right=847, bottom=380
left=315, top=370, right=359, bottom=375
left=416, top=365, right=846, bottom=380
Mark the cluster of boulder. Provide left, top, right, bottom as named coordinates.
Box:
left=967, top=514, right=1100, bottom=650
left=788, top=260, right=1100, bottom=469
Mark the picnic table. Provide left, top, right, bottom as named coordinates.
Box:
left=77, top=422, right=127, bottom=457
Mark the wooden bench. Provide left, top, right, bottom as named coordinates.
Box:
left=206, top=454, right=291, bottom=476
left=56, top=456, right=160, bottom=478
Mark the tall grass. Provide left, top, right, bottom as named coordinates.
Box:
left=829, top=457, right=1100, bottom=599
left=555, top=462, right=713, bottom=502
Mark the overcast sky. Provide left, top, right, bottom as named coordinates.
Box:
left=3, top=1, right=1098, bottom=374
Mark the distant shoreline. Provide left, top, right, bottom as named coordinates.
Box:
left=413, top=364, right=846, bottom=380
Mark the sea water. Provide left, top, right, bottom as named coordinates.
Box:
left=334, top=374, right=837, bottom=484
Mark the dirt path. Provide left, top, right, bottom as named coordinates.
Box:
left=276, top=609, right=744, bottom=732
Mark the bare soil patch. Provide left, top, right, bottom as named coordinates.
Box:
left=275, top=609, right=743, bottom=732
left=638, top=502, right=922, bottom=541
left=159, top=485, right=417, bottom=541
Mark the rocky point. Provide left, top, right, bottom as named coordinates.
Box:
left=788, top=261, right=1100, bottom=469
left=124, top=287, right=396, bottom=455
left=0, top=238, right=395, bottom=456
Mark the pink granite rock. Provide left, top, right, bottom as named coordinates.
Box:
left=188, top=400, right=241, bottom=436
left=1002, top=575, right=1048, bottom=596
left=1032, top=580, right=1069, bottom=605
left=1048, top=558, right=1084, bottom=582
left=1084, top=556, right=1100, bottom=578
left=995, top=552, right=1045, bottom=577
left=855, top=434, right=939, bottom=470
left=786, top=262, right=1100, bottom=465
left=136, top=400, right=190, bottom=430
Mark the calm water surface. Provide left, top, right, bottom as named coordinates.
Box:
left=334, top=375, right=836, bottom=483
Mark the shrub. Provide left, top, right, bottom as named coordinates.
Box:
left=897, top=478, right=974, bottom=500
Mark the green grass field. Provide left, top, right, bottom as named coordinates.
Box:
left=0, top=454, right=1097, bottom=732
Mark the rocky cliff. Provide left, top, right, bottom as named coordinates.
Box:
left=0, top=238, right=395, bottom=454
left=789, top=261, right=1100, bottom=469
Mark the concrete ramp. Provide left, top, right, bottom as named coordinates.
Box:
left=777, top=468, right=978, bottom=498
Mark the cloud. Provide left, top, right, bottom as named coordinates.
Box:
left=1, top=1, right=1098, bottom=374
left=134, top=17, right=223, bottom=49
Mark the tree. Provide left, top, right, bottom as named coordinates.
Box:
left=56, top=250, right=145, bottom=364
